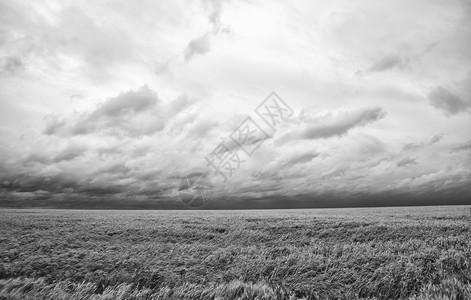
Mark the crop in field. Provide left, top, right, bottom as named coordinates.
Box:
left=0, top=206, right=470, bottom=299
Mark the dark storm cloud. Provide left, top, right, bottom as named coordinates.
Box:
left=397, top=157, right=417, bottom=167
left=429, top=87, right=470, bottom=116
left=402, top=134, right=444, bottom=152
left=96, top=162, right=131, bottom=176
left=0, top=84, right=200, bottom=209
left=23, top=153, right=50, bottom=166
left=69, top=86, right=160, bottom=135
left=52, top=144, right=87, bottom=162
left=301, top=107, right=386, bottom=139
left=279, top=107, right=386, bottom=143
left=1, top=167, right=146, bottom=199
left=93, top=88, right=156, bottom=117
left=0, top=190, right=182, bottom=209
left=282, top=152, right=320, bottom=167
left=44, top=86, right=190, bottom=137
left=206, top=183, right=471, bottom=209
left=3, top=172, right=80, bottom=194
left=1, top=0, right=471, bottom=210
left=430, top=135, right=443, bottom=144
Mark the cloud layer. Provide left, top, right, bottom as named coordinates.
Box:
left=0, top=0, right=470, bottom=208
left=279, top=107, right=386, bottom=142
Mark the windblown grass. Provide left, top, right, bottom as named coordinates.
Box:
left=0, top=206, right=470, bottom=299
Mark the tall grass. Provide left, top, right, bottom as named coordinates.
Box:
left=0, top=206, right=470, bottom=299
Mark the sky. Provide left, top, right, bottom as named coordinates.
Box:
left=0, top=0, right=470, bottom=209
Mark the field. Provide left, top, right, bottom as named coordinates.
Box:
left=0, top=206, right=471, bottom=300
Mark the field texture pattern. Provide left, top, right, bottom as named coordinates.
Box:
left=1, top=206, right=471, bottom=300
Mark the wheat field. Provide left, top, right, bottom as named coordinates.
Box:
left=1, top=206, right=470, bottom=300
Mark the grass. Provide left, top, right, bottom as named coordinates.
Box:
left=0, top=206, right=470, bottom=299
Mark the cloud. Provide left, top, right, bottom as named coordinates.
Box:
left=430, top=134, right=443, bottom=144
left=93, top=87, right=156, bottom=117
left=205, top=0, right=225, bottom=29
left=368, top=55, right=406, bottom=72
left=2, top=0, right=471, bottom=209
left=0, top=3, right=137, bottom=82
left=281, top=151, right=320, bottom=167
left=1, top=56, right=24, bottom=75
left=187, top=119, right=219, bottom=138
left=366, top=43, right=438, bottom=74
left=52, top=144, right=87, bottom=163
left=184, top=33, right=212, bottom=62
left=23, top=153, right=50, bottom=166
left=402, top=142, right=422, bottom=151
left=452, top=139, right=471, bottom=152
left=183, top=0, right=229, bottom=62
left=44, top=86, right=191, bottom=137
left=397, top=157, right=417, bottom=167
left=401, top=134, right=444, bottom=152
left=279, top=107, right=386, bottom=143
left=429, top=87, right=470, bottom=116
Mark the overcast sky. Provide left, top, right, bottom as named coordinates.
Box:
left=1, top=0, right=470, bottom=209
